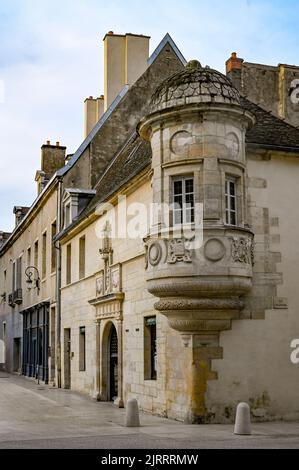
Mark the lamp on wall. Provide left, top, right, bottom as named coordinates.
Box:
left=25, top=266, right=41, bottom=294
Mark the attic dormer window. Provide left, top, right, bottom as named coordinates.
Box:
left=65, top=203, right=71, bottom=228
left=63, top=193, right=79, bottom=229
left=62, top=188, right=96, bottom=230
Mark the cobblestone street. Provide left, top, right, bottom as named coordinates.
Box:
left=0, top=372, right=299, bottom=449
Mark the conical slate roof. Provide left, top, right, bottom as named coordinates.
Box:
left=151, top=60, right=241, bottom=112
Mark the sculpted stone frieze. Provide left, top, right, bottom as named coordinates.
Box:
left=231, top=236, right=254, bottom=265
left=167, top=238, right=193, bottom=264
left=96, top=264, right=122, bottom=298
left=145, top=236, right=194, bottom=268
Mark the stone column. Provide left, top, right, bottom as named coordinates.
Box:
left=183, top=334, right=222, bottom=424
left=93, top=319, right=101, bottom=400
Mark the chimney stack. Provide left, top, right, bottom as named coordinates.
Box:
left=226, top=52, right=244, bottom=73
left=35, top=140, right=66, bottom=195
left=83, top=95, right=105, bottom=138
left=103, top=32, right=150, bottom=110
left=226, top=52, right=244, bottom=90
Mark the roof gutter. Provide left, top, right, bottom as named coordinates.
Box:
left=246, top=142, right=299, bottom=154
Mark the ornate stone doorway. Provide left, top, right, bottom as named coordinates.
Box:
left=88, top=228, right=124, bottom=407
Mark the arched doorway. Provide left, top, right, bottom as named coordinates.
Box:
left=108, top=324, right=118, bottom=401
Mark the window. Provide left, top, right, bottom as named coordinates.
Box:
left=34, top=240, right=39, bottom=269
left=79, top=326, right=86, bottom=371
left=2, top=322, right=6, bottom=363
left=42, top=232, right=47, bottom=279
left=173, top=177, right=194, bottom=226
left=27, top=247, right=31, bottom=267
left=79, top=236, right=86, bottom=280
left=65, top=204, right=71, bottom=228
left=144, top=317, right=157, bottom=380
left=12, top=261, right=16, bottom=292
left=225, top=178, right=237, bottom=226
left=66, top=244, right=72, bottom=285
left=16, top=257, right=22, bottom=290
left=51, top=222, right=57, bottom=273
left=50, top=307, right=56, bottom=381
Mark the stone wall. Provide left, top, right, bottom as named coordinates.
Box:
left=0, top=188, right=58, bottom=374
left=228, top=62, right=299, bottom=128
left=206, top=152, right=299, bottom=423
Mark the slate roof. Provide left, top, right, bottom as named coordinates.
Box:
left=93, top=132, right=151, bottom=204
left=68, top=132, right=151, bottom=225
left=241, top=97, right=299, bottom=150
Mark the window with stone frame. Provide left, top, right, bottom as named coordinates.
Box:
left=65, top=203, right=71, bottom=228
left=51, top=221, right=57, bottom=273
left=42, top=231, right=47, bottom=279
left=66, top=243, right=72, bottom=285
left=172, top=176, right=195, bottom=226
left=79, top=326, right=86, bottom=372
left=34, top=240, right=39, bottom=269
left=79, top=236, right=86, bottom=280
left=225, top=177, right=237, bottom=226
left=144, top=316, right=157, bottom=380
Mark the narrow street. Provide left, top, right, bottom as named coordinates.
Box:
left=0, top=372, right=298, bottom=449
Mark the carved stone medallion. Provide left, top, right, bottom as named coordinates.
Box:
left=204, top=238, right=226, bottom=262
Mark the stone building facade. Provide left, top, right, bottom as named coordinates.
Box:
left=1, top=33, right=299, bottom=424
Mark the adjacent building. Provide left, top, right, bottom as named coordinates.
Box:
left=1, top=33, right=299, bottom=424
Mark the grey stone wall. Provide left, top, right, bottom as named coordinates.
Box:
left=228, top=62, right=299, bottom=128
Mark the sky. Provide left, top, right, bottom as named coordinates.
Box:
left=0, top=0, right=299, bottom=232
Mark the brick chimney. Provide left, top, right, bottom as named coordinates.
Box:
left=226, top=52, right=244, bottom=90
left=35, top=141, right=66, bottom=194
left=226, top=52, right=244, bottom=73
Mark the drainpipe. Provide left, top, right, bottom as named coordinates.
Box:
left=55, top=176, right=63, bottom=388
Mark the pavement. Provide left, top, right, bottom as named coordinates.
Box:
left=0, top=371, right=299, bottom=449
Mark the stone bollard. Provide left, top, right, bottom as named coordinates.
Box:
left=234, top=402, right=252, bottom=435
left=125, top=398, right=140, bottom=427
